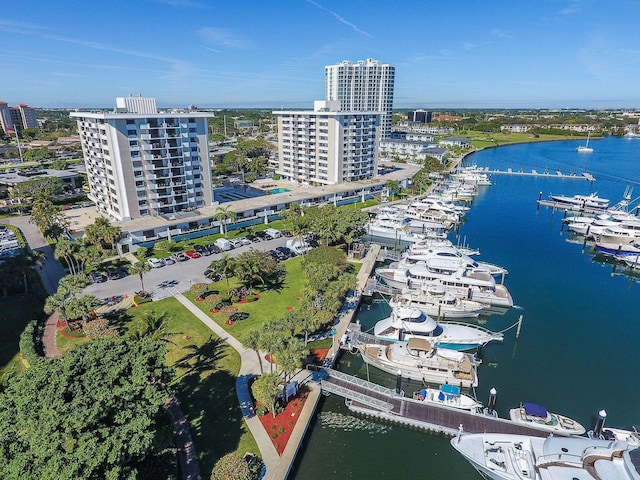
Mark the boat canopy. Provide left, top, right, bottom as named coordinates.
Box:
left=441, top=384, right=461, bottom=396
left=523, top=402, right=548, bottom=418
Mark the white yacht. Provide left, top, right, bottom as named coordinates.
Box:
left=549, top=192, right=610, bottom=210
left=413, top=384, right=482, bottom=412
left=373, top=304, right=502, bottom=349
left=366, top=217, right=446, bottom=243
left=376, top=260, right=514, bottom=308
left=509, top=402, right=586, bottom=436
left=360, top=338, right=480, bottom=388
left=389, top=285, right=486, bottom=320
left=399, top=245, right=508, bottom=278
left=594, top=220, right=640, bottom=244
left=451, top=433, right=640, bottom=480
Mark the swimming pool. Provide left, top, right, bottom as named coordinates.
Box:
left=213, top=185, right=266, bottom=203
left=269, top=188, right=291, bottom=194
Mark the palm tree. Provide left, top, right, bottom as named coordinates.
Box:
left=385, top=179, right=401, bottom=201
left=208, top=254, right=235, bottom=295
left=131, top=310, right=177, bottom=344
left=128, top=261, right=151, bottom=294
left=54, top=237, right=79, bottom=274
left=214, top=205, right=236, bottom=236
left=276, top=337, right=307, bottom=382
left=242, top=330, right=263, bottom=374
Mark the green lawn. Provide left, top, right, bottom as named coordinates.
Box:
left=0, top=294, right=45, bottom=383
left=125, top=297, right=258, bottom=475
left=183, top=256, right=308, bottom=342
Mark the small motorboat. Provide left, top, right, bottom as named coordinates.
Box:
left=413, top=384, right=482, bottom=412
left=508, top=402, right=586, bottom=436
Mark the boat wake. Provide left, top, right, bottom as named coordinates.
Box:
left=319, top=412, right=391, bottom=434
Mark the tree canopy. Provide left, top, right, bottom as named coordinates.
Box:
left=0, top=337, right=175, bottom=479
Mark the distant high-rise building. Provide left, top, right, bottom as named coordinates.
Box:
left=0, top=102, right=14, bottom=134
left=408, top=109, right=432, bottom=124
left=0, top=102, right=37, bottom=134
left=325, top=58, right=395, bottom=138
left=71, top=97, right=214, bottom=221
left=273, top=100, right=381, bottom=185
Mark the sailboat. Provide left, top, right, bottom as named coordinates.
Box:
left=576, top=132, right=593, bottom=152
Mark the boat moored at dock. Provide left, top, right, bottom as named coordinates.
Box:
left=360, top=338, right=480, bottom=388
left=373, top=304, right=502, bottom=349
left=451, top=433, right=639, bottom=480
left=508, top=402, right=586, bottom=436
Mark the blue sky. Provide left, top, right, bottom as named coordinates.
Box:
left=1, top=0, right=639, bottom=109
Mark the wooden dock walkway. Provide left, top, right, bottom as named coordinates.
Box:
left=316, top=368, right=550, bottom=438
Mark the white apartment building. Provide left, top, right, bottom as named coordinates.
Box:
left=0, top=102, right=38, bottom=134
left=325, top=58, right=395, bottom=138
left=71, top=97, right=214, bottom=221
left=273, top=100, right=381, bottom=186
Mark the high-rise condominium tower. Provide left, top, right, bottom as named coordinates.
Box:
left=325, top=58, right=395, bottom=138
left=71, top=97, right=214, bottom=221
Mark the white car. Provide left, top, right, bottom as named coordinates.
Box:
left=147, top=257, right=165, bottom=268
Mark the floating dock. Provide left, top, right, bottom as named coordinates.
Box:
left=314, top=367, right=550, bottom=438
left=487, top=168, right=594, bottom=181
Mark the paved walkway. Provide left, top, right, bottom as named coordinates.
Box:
left=164, top=396, right=201, bottom=480
left=42, top=311, right=60, bottom=358
left=176, top=293, right=300, bottom=480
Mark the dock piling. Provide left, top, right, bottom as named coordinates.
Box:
left=515, top=315, right=523, bottom=340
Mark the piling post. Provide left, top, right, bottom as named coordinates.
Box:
left=594, top=410, right=607, bottom=438
left=515, top=315, right=523, bottom=340
left=395, top=370, right=402, bottom=395
left=487, top=388, right=497, bottom=414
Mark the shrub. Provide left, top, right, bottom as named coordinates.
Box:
left=189, top=282, right=208, bottom=297
left=271, top=432, right=278, bottom=439
left=229, top=312, right=249, bottom=322
left=203, top=293, right=222, bottom=306
left=219, top=305, right=238, bottom=316
left=278, top=426, right=285, bottom=434
left=246, top=294, right=257, bottom=302
left=256, top=405, right=268, bottom=416
left=230, top=296, right=239, bottom=303
left=82, top=318, right=119, bottom=339
left=18, top=319, right=41, bottom=366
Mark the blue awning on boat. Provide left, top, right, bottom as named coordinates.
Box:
left=523, top=402, right=548, bottom=418
left=441, top=384, right=460, bottom=396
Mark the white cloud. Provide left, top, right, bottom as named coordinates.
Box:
left=197, top=27, right=251, bottom=49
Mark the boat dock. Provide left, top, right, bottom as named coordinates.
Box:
left=313, top=367, right=549, bottom=438
left=536, top=199, right=608, bottom=215
left=486, top=168, right=594, bottom=181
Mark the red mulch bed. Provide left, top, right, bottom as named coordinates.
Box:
left=309, top=348, right=329, bottom=365
left=286, top=306, right=294, bottom=310
left=257, top=389, right=309, bottom=455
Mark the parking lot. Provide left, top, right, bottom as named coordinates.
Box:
left=83, top=236, right=292, bottom=301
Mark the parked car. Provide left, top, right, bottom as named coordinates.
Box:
left=235, top=236, right=252, bottom=246
left=171, top=252, right=189, bottom=262
left=195, top=244, right=212, bottom=256
left=90, top=271, right=108, bottom=283
left=255, top=230, right=269, bottom=240
left=185, top=249, right=202, bottom=259
left=271, top=250, right=287, bottom=261
left=163, top=257, right=176, bottom=265
left=206, top=243, right=221, bottom=254
left=281, top=230, right=293, bottom=237
left=147, top=258, right=165, bottom=268
left=204, top=269, right=221, bottom=282
left=214, top=238, right=233, bottom=251
left=106, top=267, right=121, bottom=280
left=276, top=246, right=294, bottom=258
left=246, top=234, right=259, bottom=243
left=265, top=228, right=282, bottom=239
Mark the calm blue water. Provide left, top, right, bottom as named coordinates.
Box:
left=291, top=136, right=640, bottom=479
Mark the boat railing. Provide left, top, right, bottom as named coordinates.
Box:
left=438, top=320, right=504, bottom=339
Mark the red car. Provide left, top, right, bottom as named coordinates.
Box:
left=184, top=249, right=202, bottom=259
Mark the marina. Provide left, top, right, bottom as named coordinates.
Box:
left=291, top=137, right=640, bottom=479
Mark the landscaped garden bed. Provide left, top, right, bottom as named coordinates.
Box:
left=256, top=388, right=309, bottom=455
